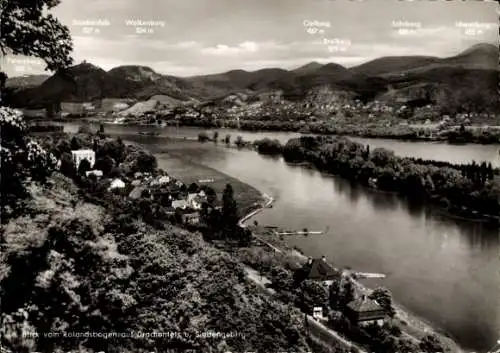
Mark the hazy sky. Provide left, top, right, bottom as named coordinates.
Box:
left=2, top=0, right=499, bottom=76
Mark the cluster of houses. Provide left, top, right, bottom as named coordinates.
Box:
left=71, top=150, right=389, bottom=330
left=126, top=88, right=499, bottom=129
left=70, top=149, right=213, bottom=226
left=299, top=257, right=388, bottom=327
left=179, top=94, right=405, bottom=123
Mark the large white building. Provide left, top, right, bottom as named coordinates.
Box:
left=71, top=149, right=95, bottom=168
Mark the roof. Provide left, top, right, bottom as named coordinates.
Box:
left=85, top=170, right=103, bottom=176
left=347, top=296, right=383, bottom=313
left=303, top=258, right=339, bottom=280
left=109, top=178, right=125, bottom=188
left=191, top=195, right=206, bottom=204
left=129, top=186, right=144, bottom=199
left=172, top=200, right=189, bottom=208
left=158, top=175, right=170, bottom=182
left=71, top=149, right=94, bottom=154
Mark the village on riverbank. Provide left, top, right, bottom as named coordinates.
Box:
left=1, top=0, right=499, bottom=351
left=28, top=96, right=500, bottom=145
left=1, top=107, right=464, bottom=353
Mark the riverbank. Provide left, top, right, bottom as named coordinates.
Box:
left=2, top=114, right=341, bottom=353
left=142, top=142, right=266, bottom=217
left=279, top=135, right=500, bottom=225
left=140, top=119, right=500, bottom=144
left=53, top=125, right=498, bottom=351
left=241, top=215, right=465, bottom=352
left=227, top=180, right=464, bottom=352
left=58, top=116, right=500, bottom=145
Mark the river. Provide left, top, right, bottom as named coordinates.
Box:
left=62, top=122, right=500, bottom=352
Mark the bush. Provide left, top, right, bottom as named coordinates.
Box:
left=134, top=152, right=157, bottom=173
left=94, top=155, right=115, bottom=175
left=198, top=132, right=210, bottom=142
left=0, top=107, right=57, bottom=218
left=419, top=334, right=445, bottom=353
left=254, top=138, right=283, bottom=155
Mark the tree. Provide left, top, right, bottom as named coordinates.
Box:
left=0, top=107, right=57, bottom=217
left=0, top=0, right=73, bottom=71
left=254, top=138, right=282, bottom=155
left=370, top=148, right=395, bottom=167
left=97, top=140, right=125, bottom=164
left=0, top=71, right=6, bottom=89
left=77, top=124, right=92, bottom=134
left=298, top=280, right=329, bottom=313
left=0, top=71, right=7, bottom=103
left=77, top=158, right=91, bottom=176
left=134, top=152, right=157, bottom=173
left=109, top=166, right=124, bottom=179
left=369, top=287, right=395, bottom=317
left=59, top=152, right=75, bottom=177
left=329, top=276, right=355, bottom=311
left=70, top=136, right=81, bottom=150
left=235, top=135, right=244, bottom=146
left=188, top=183, right=199, bottom=193
left=222, top=184, right=238, bottom=227
left=198, top=132, right=209, bottom=142
left=419, top=334, right=445, bottom=353
left=204, top=187, right=217, bottom=205
left=94, top=155, right=115, bottom=175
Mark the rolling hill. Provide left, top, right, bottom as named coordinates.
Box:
left=351, top=43, right=498, bottom=76
left=5, top=42, right=499, bottom=113
left=5, top=74, right=50, bottom=89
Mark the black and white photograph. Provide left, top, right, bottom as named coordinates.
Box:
left=1, top=0, right=499, bottom=352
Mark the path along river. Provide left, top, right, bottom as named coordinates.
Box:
left=62, top=123, right=500, bottom=352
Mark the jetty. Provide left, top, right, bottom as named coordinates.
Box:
left=353, top=272, right=386, bottom=279
left=138, top=131, right=160, bottom=136
left=274, top=226, right=329, bottom=236
left=275, top=230, right=324, bottom=236
left=198, top=178, right=215, bottom=183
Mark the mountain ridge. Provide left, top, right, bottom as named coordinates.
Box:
left=5, top=42, right=499, bottom=112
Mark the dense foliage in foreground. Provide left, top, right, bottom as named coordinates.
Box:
left=0, top=108, right=344, bottom=353
left=0, top=176, right=324, bottom=353
left=280, top=136, right=499, bottom=220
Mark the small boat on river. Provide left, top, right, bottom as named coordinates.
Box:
left=139, top=131, right=160, bottom=136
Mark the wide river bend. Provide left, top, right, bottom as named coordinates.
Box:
left=61, top=123, right=500, bottom=352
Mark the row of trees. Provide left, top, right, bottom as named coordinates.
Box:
left=197, top=132, right=245, bottom=147
left=253, top=138, right=283, bottom=155
left=280, top=136, right=500, bottom=219
left=165, top=116, right=500, bottom=144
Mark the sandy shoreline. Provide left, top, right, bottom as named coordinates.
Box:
left=238, top=192, right=274, bottom=227
left=238, top=190, right=465, bottom=353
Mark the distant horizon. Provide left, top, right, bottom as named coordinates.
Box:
left=4, top=42, right=498, bottom=79
left=1, top=0, right=498, bottom=77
